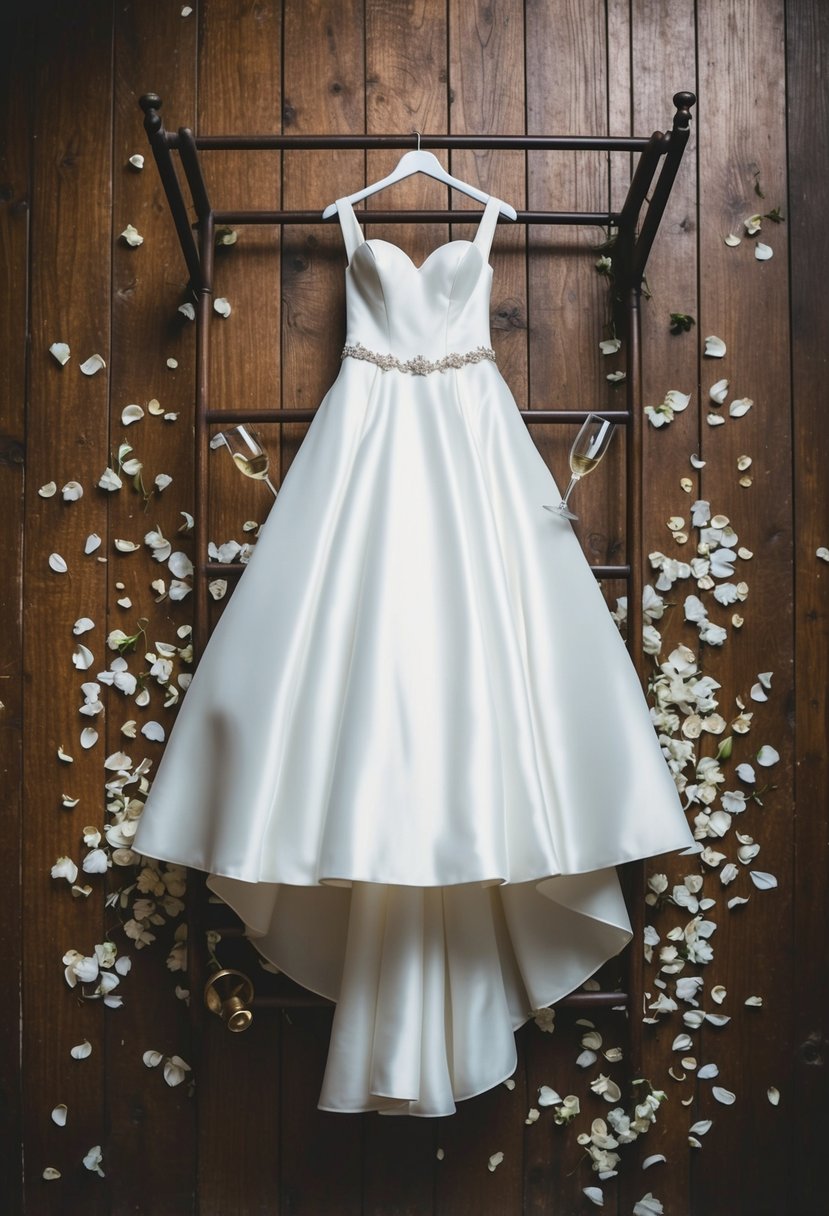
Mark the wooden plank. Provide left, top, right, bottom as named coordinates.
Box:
left=449, top=0, right=528, bottom=400
left=625, top=6, right=700, bottom=1213
left=526, top=0, right=620, bottom=574
left=694, top=3, right=794, bottom=1212
left=787, top=0, right=829, bottom=1206
left=0, top=11, right=32, bottom=1212
left=105, top=5, right=200, bottom=1212
left=196, top=2, right=285, bottom=1210
left=22, top=3, right=113, bottom=1209
left=365, top=0, right=450, bottom=264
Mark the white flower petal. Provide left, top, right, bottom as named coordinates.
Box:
left=689, top=1119, right=713, bottom=1135
left=80, top=354, right=106, bottom=376
left=599, top=338, right=621, bottom=355
left=724, top=233, right=741, bottom=247
left=57, top=746, right=73, bottom=763
left=114, top=538, right=140, bottom=552
left=141, top=720, right=166, bottom=742
left=756, top=745, right=779, bottom=767
left=745, top=996, right=764, bottom=1007
left=709, top=379, right=729, bottom=404
left=166, top=357, right=178, bottom=368
left=80, top=727, right=98, bottom=749
left=73, top=617, right=94, bottom=635
left=155, top=473, right=173, bottom=492
left=704, top=335, right=726, bottom=358
left=49, top=341, right=71, bottom=365
left=70, top=1039, right=92, bottom=1059
left=537, top=1085, right=561, bottom=1107
left=633, top=1195, right=664, bottom=1216
left=51, top=856, right=78, bottom=883
left=213, top=297, right=232, bottom=317
left=706, top=413, right=726, bottom=427
left=38, top=480, right=58, bottom=497
left=642, top=1155, right=666, bottom=1170
left=51, top=1103, right=68, bottom=1126
left=128, top=153, right=144, bottom=169
left=697, top=1064, right=719, bottom=1079
left=143, top=1050, right=163, bottom=1068
left=72, top=645, right=94, bottom=671
left=82, top=1145, right=105, bottom=1176
left=729, top=397, right=753, bottom=418
left=583, top=1186, right=604, bottom=1206
left=817, top=546, right=829, bottom=562
left=122, top=404, right=145, bottom=426
left=85, top=532, right=102, bottom=553
left=49, top=552, right=67, bottom=573
left=690, top=454, right=706, bottom=469
left=120, top=223, right=144, bottom=247
left=43, top=1167, right=61, bottom=1180
left=712, top=1086, right=736, bottom=1105
left=487, top=1151, right=504, bottom=1172
left=767, top=1087, right=780, bottom=1105
left=61, top=480, right=83, bottom=501
left=749, top=870, right=778, bottom=890
left=98, top=466, right=123, bottom=491
left=755, top=241, right=773, bottom=260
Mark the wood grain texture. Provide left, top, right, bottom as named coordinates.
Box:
left=695, top=3, right=794, bottom=1213
left=107, top=4, right=200, bottom=1213
left=22, top=4, right=113, bottom=1209
left=787, top=0, right=829, bottom=1208
left=0, top=12, right=31, bottom=1213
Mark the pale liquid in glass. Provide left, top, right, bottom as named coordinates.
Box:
left=232, top=451, right=270, bottom=480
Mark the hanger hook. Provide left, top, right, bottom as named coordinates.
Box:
left=412, top=127, right=422, bottom=152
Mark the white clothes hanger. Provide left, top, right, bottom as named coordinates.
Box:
left=322, top=130, right=517, bottom=220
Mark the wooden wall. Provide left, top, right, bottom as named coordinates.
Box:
left=1, top=1, right=826, bottom=1212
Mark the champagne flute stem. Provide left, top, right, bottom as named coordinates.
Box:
left=264, top=476, right=278, bottom=499
left=560, top=474, right=580, bottom=509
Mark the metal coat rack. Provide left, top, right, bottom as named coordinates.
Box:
left=138, top=92, right=696, bottom=1075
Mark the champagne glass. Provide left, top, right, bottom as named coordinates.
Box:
left=210, top=424, right=278, bottom=498
left=543, top=413, right=615, bottom=521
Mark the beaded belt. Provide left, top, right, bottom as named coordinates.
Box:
left=341, top=340, right=496, bottom=375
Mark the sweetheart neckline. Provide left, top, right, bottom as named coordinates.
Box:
left=340, top=193, right=500, bottom=274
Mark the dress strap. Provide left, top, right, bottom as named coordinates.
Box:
left=473, top=195, right=504, bottom=261
left=335, top=197, right=366, bottom=262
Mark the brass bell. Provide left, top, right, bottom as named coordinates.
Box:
left=204, top=968, right=255, bottom=1032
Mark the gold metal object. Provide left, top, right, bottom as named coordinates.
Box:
left=203, top=968, right=255, bottom=1032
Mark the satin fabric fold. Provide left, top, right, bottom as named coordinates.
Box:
left=135, top=196, right=697, bottom=1116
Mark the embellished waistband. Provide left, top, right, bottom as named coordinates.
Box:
left=341, top=341, right=496, bottom=375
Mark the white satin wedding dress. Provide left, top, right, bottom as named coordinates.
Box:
left=134, top=194, right=696, bottom=1116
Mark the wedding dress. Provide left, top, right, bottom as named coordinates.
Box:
left=134, top=194, right=697, bottom=1116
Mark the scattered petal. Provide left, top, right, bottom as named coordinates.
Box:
left=744, top=214, right=762, bottom=235
left=50, top=341, right=71, bottom=365
left=487, top=1152, right=504, bottom=1173
left=767, top=1087, right=780, bottom=1106
left=698, top=1064, right=719, bottom=1079
left=155, top=473, right=173, bottom=492
left=80, top=354, right=106, bottom=376
left=51, top=856, right=78, bottom=883
left=712, top=1086, right=736, bottom=1105
left=51, top=1104, right=68, bottom=1126
left=690, top=454, right=706, bottom=469
left=633, top=1195, right=664, bottom=1216
left=436, top=1147, right=445, bottom=1160
left=600, top=338, right=621, bottom=355
left=141, top=720, right=166, bottom=742
left=711, top=985, right=727, bottom=1005
left=817, top=547, right=829, bottom=562
left=166, top=357, right=178, bottom=369
left=83, top=1145, right=105, bottom=1176
left=143, top=1050, right=163, bottom=1068
left=729, top=397, right=753, bottom=418
left=213, top=297, right=232, bottom=317
left=128, top=153, right=144, bottom=169
left=72, top=645, right=94, bottom=670
left=114, top=538, right=140, bottom=552
left=85, top=533, right=102, bottom=553
left=707, top=413, right=726, bottom=427
left=120, top=224, right=144, bottom=247
left=537, top=1085, right=561, bottom=1107
left=749, top=870, right=778, bottom=890
left=642, top=1155, right=666, bottom=1170
left=755, top=242, right=773, bottom=260
left=689, top=1119, right=713, bottom=1135
left=122, top=404, right=145, bottom=426
left=80, top=727, right=98, bottom=750
left=43, top=1167, right=61, bottom=1180
left=709, top=378, right=729, bottom=404
left=163, top=1055, right=191, bottom=1087
left=704, top=336, right=726, bottom=358
left=724, top=233, right=741, bottom=246
left=49, top=552, right=67, bottom=573
left=745, top=996, right=764, bottom=1007
left=583, top=1186, right=604, bottom=1206
left=525, top=1107, right=540, bottom=1125
left=61, top=480, right=83, bottom=501
left=57, top=746, right=73, bottom=763
left=178, top=302, right=196, bottom=321
left=98, top=466, right=123, bottom=492
left=73, top=617, right=94, bottom=635
left=757, top=745, right=779, bottom=767
left=71, top=1039, right=92, bottom=1059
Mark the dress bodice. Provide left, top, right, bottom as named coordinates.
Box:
left=335, top=195, right=503, bottom=361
